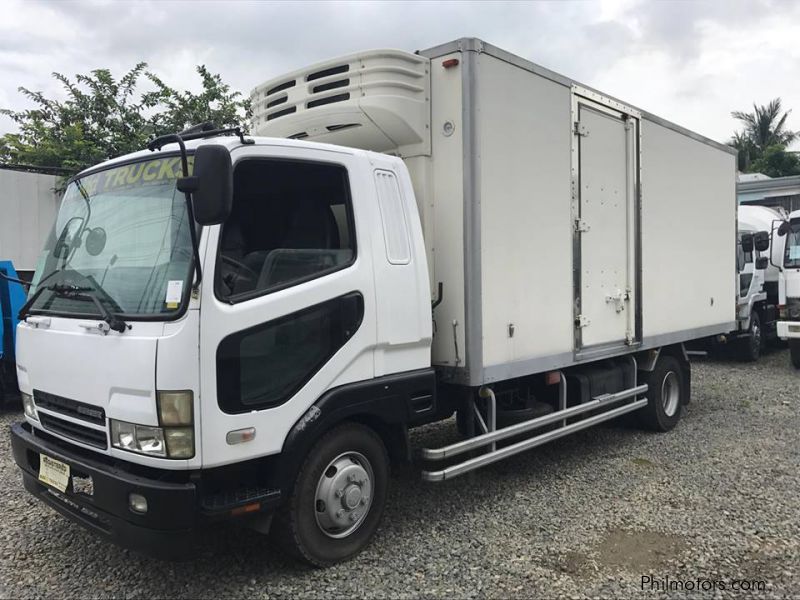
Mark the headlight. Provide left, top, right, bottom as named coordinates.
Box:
left=111, top=420, right=167, bottom=457
left=111, top=420, right=193, bottom=459
left=110, top=390, right=195, bottom=459
left=21, top=392, right=38, bottom=422
left=157, top=391, right=193, bottom=426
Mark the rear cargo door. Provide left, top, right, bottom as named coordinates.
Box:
left=572, top=88, right=640, bottom=351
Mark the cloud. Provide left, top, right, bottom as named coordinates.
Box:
left=2, top=0, right=799, bottom=147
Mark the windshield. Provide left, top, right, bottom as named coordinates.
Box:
left=28, top=155, right=194, bottom=318
left=785, top=221, right=800, bottom=269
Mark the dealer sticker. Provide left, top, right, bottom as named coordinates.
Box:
left=165, top=280, right=184, bottom=309
left=39, top=454, right=70, bottom=493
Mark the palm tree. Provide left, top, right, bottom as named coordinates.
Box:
left=732, top=98, right=797, bottom=151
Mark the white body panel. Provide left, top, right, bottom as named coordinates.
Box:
left=255, top=38, right=738, bottom=386
left=639, top=121, right=736, bottom=338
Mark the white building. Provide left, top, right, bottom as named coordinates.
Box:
left=738, top=172, right=800, bottom=213
left=0, top=165, right=64, bottom=278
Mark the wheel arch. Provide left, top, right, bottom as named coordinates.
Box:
left=637, top=344, right=691, bottom=405
left=273, top=369, right=438, bottom=495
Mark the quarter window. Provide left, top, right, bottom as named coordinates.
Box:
left=374, top=170, right=411, bottom=264
left=216, top=159, right=355, bottom=301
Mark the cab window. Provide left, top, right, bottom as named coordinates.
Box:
left=215, top=159, right=355, bottom=301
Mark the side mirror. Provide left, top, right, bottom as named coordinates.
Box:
left=753, top=231, right=770, bottom=252
left=178, top=144, right=233, bottom=225
left=755, top=256, right=768, bottom=270
left=777, top=221, right=790, bottom=237
left=741, top=233, right=754, bottom=253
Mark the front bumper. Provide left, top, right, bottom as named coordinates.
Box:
left=777, top=321, right=800, bottom=339
left=10, top=422, right=281, bottom=559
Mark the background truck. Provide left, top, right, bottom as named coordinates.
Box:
left=776, top=209, right=800, bottom=367
left=715, top=204, right=785, bottom=361
left=11, top=38, right=736, bottom=567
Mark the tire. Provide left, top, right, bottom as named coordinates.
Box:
left=738, top=311, right=762, bottom=362
left=638, top=355, right=686, bottom=432
left=271, top=422, right=389, bottom=567
left=790, top=340, right=800, bottom=369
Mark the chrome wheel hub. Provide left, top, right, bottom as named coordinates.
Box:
left=661, top=371, right=680, bottom=417
left=314, top=451, right=373, bottom=539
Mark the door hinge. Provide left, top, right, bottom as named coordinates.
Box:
left=574, top=121, right=589, bottom=137
left=575, top=219, right=590, bottom=233
left=575, top=314, right=590, bottom=328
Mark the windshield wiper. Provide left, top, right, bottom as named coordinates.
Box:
left=18, top=283, right=91, bottom=322
left=18, top=281, right=129, bottom=333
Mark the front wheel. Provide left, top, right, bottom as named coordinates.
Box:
left=271, top=423, right=389, bottom=567
left=638, top=355, right=686, bottom=432
left=738, top=311, right=762, bottom=362
left=790, top=339, right=800, bottom=369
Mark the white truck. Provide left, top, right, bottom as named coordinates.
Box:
left=718, top=205, right=785, bottom=360
left=776, top=209, right=800, bottom=367
left=10, top=39, right=736, bottom=566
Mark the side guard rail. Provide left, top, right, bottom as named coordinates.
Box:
left=421, top=383, right=648, bottom=482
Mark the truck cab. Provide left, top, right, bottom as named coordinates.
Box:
left=11, top=132, right=438, bottom=563
left=777, top=209, right=800, bottom=367
left=731, top=205, right=784, bottom=360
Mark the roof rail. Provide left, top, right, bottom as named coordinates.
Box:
left=147, top=122, right=254, bottom=152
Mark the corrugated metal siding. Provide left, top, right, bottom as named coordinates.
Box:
left=0, top=168, right=61, bottom=272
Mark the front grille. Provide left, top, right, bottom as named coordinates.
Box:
left=39, top=414, right=108, bottom=449
left=33, top=390, right=105, bottom=425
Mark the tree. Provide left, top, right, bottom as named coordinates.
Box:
left=0, top=64, right=250, bottom=176
left=0, top=64, right=151, bottom=173
left=749, top=144, right=800, bottom=178
left=143, top=66, right=251, bottom=135
left=731, top=98, right=799, bottom=175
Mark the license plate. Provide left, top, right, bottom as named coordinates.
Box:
left=39, top=454, right=70, bottom=493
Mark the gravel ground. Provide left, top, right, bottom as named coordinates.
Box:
left=0, top=348, right=798, bottom=599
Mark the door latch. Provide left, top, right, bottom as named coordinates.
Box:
left=605, top=289, right=627, bottom=313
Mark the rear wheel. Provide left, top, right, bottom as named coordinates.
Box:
left=738, top=311, right=762, bottom=362
left=271, top=423, right=389, bottom=567
left=638, top=355, right=686, bottom=432
left=790, top=340, right=800, bottom=369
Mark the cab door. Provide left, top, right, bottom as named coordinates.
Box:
left=198, top=145, right=378, bottom=467
left=572, top=88, right=640, bottom=351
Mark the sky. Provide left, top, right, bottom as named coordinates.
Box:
left=2, top=0, right=800, bottom=147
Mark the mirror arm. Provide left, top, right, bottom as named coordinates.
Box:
left=149, top=133, right=203, bottom=288
left=769, top=220, right=783, bottom=272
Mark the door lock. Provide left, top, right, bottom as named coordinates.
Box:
left=605, top=289, right=627, bottom=313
